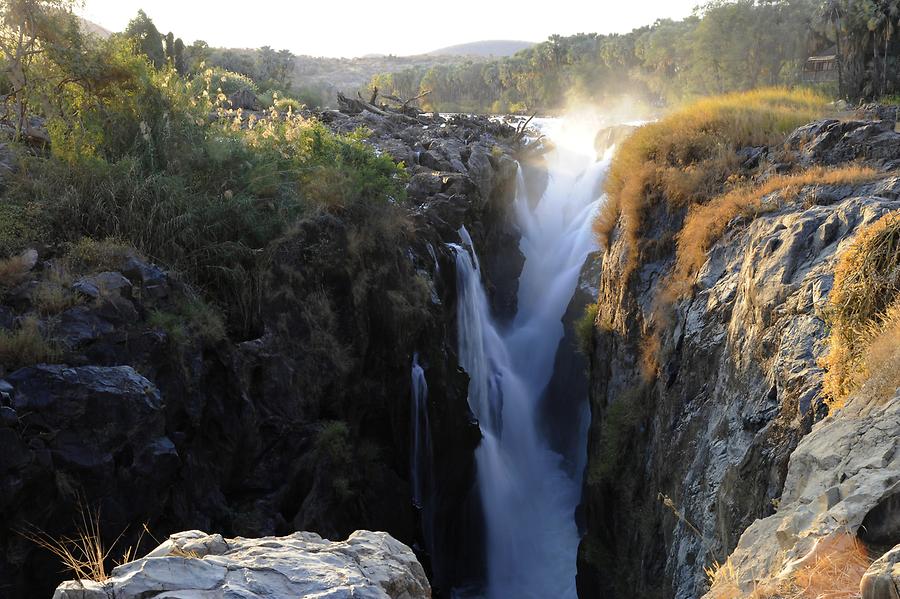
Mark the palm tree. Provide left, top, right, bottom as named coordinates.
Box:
left=820, top=0, right=846, bottom=98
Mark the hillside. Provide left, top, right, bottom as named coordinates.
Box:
left=426, top=40, right=535, bottom=57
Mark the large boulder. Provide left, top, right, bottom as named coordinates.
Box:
left=53, top=530, right=431, bottom=599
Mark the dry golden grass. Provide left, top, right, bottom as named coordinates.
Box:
left=595, top=88, right=828, bottom=271
left=23, top=506, right=146, bottom=583
left=669, top=165, right=882, bottom=297
left=706, top=535, right=871, bottom=599
left=822, top=211, right=900, bottom=408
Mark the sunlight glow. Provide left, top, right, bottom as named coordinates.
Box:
left=76, top=0, right=700, bottom=58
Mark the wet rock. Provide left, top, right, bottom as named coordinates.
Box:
left=408, top=172, right=444, bottom=200
left=53, top=530, right=430, bottom=599
left=595, top=124, right=637, bottom=156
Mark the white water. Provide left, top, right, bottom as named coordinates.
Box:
left=410, top=353, right=435, bottom=554
left=451, top=118, right=612, bottom=598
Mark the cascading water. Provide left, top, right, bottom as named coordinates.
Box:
left=451, top=117, right=613, bottom=599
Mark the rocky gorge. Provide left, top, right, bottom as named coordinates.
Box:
left=5, top=90, right=900, bottom=599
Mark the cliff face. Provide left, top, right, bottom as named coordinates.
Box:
left=0, top=110, right=523, bottom=598
left=578, top=116, right=900, bottom=598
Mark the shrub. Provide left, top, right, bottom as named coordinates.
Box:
left=822, top=212, right=900, bottom=408
left=200, top=68, right=258, bottom=97
left=0, top=250, right=36, bottom=289
left=706, top=534, right=872, bottom=599
left=576, top=302, right=600, bottom=354
left=586, top=389, right=646, bottom=485
left=32, top=282, right=80, bottom=316
left=63, top=238, right=135, bottom=273
left=594, top=88, right=828, bottom=271
left=274, top=97, right=303, bottom=112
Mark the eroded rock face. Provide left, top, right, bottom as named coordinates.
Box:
left=53, top=530, right=430, bottom=599
left=578, top=115, right=900, bottom=598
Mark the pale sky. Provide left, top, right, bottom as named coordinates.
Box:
left=77, top=0, right=700, bottom=58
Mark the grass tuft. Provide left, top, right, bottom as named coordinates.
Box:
left=0, top=317, right=58, bottom=369
left=22, top=505, right=146, bottom=583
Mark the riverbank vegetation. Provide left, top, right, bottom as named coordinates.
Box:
left=366, top=0, right=900, bottom=114
left=0, top=0, right=408, bottom=338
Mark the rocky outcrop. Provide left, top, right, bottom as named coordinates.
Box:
left=578, top=117, right=900, bottom=599
left=710, top=389, right=900, bottom=596
left=53, top=530, right=429, bottom=599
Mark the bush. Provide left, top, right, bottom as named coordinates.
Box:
left=202, top=68, right=258, bottom=96
left=822, top=211, right=900, bottom=408
left=274, top=97, right=303, bottom=112
left=594, top=88, right=828, bottom=271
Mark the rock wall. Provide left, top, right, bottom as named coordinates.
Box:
left=577, top=117, right=900, bottom=598
left=0, top=110, right=525, bottom=598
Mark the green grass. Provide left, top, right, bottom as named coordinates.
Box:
left=148, top=294, right=226, bottom=348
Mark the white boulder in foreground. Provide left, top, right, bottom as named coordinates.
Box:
left=53, top=530, right=431, bottom=599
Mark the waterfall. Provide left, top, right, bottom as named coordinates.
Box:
left=451, top=117, right=612, bottom=599
left=410, top=353, right=435, bottom=555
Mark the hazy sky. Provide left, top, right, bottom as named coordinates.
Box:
left=77, top=0, right=700, bottom=58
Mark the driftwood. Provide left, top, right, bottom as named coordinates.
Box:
left=338, top=88, right=431, bottom=125
left=511, top=112, right=537, bottom=143
left=337, top=92, right=389, bottom=117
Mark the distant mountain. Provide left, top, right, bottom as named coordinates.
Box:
left=79, top=17, right=112, bottom=39
left=426, top=40, right=536, bottom=57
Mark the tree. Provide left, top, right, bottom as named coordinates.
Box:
left=0, top=0, right=80, bottom=139
left=124, top=9, right=164, bottom=68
